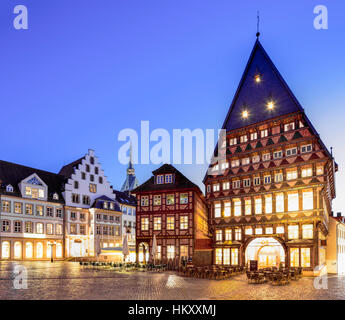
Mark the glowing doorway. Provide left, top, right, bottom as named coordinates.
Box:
left=245, top=237, right=285, bottom=269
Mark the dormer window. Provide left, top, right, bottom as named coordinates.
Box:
left=157, top=175, right=164, bottom=184
left=6, top=185, right=13, bottom=192
left=53, top=193, right=59, bottom=200
left=25, top=187, right=44, bottom=199
left=103, top=202, right=108, bottom=209
left=110, top=202, right=114, bottom=210
left=165, top=174, right=173, bottom=184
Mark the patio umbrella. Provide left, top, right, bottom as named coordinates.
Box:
left=122, top=234, right=129, bottom=262
left=151, top=234, right=157, bottom=265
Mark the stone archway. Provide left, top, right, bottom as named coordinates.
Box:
left=245, top=237, right=286, bottom=269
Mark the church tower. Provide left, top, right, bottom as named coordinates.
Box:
left=121, top=145, right=139, bottom=192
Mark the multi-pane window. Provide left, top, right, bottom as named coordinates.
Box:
left=214, top=203, right=221, bottom=218
left=213, top=184, right=220, bottom=192
left=253, top=176, right=261, bottom=186
left=286, top=148, right=297, bottom=157
left=234, top=199, right=241, bottom=216
left=242, top=158, right=250, bottom=165
left=180, top=245, right=188, bottom=258
left=96, top=226, right=101, bottom=235
left=141, top=218, right=149, bottom=231
left=166, top=194, right=175, bottom=205
left=141, top=196, right=149, bottom=206
left=231, top=248, right=239, bottom=265
left=167, top=216, right=175, bottom=230
left=266, top=227, right=273, bottom=234
left=180, top=216, right=188, bottom=230
left=56, top=224, right=62, bottom=235
left=255, top=197, right=262, bottom=214
left=89, top=184, right=97, bottom=193
left=276, top=193, right=284, bottom=212
left=215, top=248, right=222, bottom=264
left=276, top=226, right=284, bottom=234
left=2, top=220, right=10, bottom=232
left=72, top=194, right=80, bottom=203
left=229, top=138, right=237, bottom=146
left=156, top=175, right=164, bottom=184
left=46, top=224, right=53, bottom=235
left=231, top=159, right=240, bottom=168
left=2, top=201, right=10, bottom=213
left=232, top=180, right=241, bottom=189
left=302, top=167, right=313, bottom=177
left=14, top=202, right=22, bottom=214
left=284, top=122, right=295, bottom=131
left=245, top=227, right=253, bottom=235
left=74, top=181, right=79, bottom=189
left=240, top=135, right=248, bottom=143
left=301, top=144, right=312, bottom=153
left=288, top=225, right=299, bottom=240
left=14, top=221, right=22, bottom=233
left=223, top=182, right=230, bottom=190
left=83, top=196, right=90, bottom=205
left=103, top=226, right=108, bottom=235
left=287, top=169, right=298, bottom=180
left=264, top=175, right=271, bottom=184
left=302, top=224, right=313, bottom=239
left=290, top=248, right=299, bottom=267
left=275, top=172, right=283, bottom=182
left=36, top=223, right=44, bottom=234
left=261, top=129, right=268, bottom=138
left=80, top=225, right=86, bottom=235
left=265, top=195, right=272, bottom=214
left=165, top=174, right=173, bottom=183
left=36, top=205, right=44, bottom=216
left=71, top=212, right=76, bottom=219
left=223, top=248, right=230, bottom=265
left=25, top=204, right=33, bottom=215
left=56, top=209, right=62, bottom=218
left=301, top=248, right=311, bottom=267
left=252, top=155, right=260, bottom=163
left=255, top=228, right=263, bottom=235
left=153, top=217, right=161, bottom=230
left=180, top=193, right=188, bottom=204
left=225, top=229, right=232, bottom=241
left=46, top=207, right=53, bottom=217
left=167, top=245, right=175, bottom=259
left=303, top=190, right=314, bottom=210
left=245, top=199, right=251, bottom=215
left=250, top=132, right=257, bottom=140
left=235, top=228, right=241, bottom=240
left=243, top=178, right=251, bottom=188
left=224, top=202, right=231, bottom=217
left=288, top=193, right=299, bottom=211
left=25, top=221, right=33, bottom=233
left=216, top=230, right=222, bottom=242
left=221, top=162, right=229, bottom=170
left=153, top=195, right=161, bottom=206
left=273, top=150, right=283, bottom=159
left=262, top=153, right=270, bottom=161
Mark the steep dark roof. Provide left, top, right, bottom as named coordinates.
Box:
left=91, top=195, right=121, bottom=211
left=222, top=39, right=303, bottom=132
left=0, top=160, right=65, bottom=202
left=133, top=164, right=202, bottom=194
left=58, top=157, right=84, bottom=178
left=113, top=189, right=137, bottom=206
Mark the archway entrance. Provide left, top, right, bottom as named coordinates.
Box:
left=245, top=237, right=285, bottom=269
left=138, top=242, right=149, bottom=263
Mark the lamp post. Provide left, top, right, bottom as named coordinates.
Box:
left=49, top=241, right=56, bottom=263
left=124, top=225, right=132, bottom=263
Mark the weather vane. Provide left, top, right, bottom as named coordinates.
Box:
left=256, top=11, right=260, bottom=38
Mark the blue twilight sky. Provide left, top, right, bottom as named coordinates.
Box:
left=0, top=1, right=344, bottom=212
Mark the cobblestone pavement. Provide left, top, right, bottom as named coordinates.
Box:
left=0, top=261, right=344, bottom=300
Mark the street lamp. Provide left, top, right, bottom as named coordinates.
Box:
left=49, top=241, right=57, bottom=263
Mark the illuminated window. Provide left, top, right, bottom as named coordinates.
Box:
left=302, top=167, right=313, bottom=177
left=229, top=138, right=237, bottom=146
left=225, top=229, right=232, bottom=241
left=25, top=204, right=33, bottom=215
left=262, top=153, right=270, bottom=161
left=233, top=180, right=241, bottom=189
left=287, top=169, right=298, bottom=180
left=224, top=202, right=231, bottom=217
left=245, top=199, right=251, bottom=215
left=243, top=178, right=251, bottom=187
left=316, top=166, right=324, bottom=175
left=180, top=245, right=188, bottom=258
left=1, top=241, right=10, bottom=259
left=56, top=243, right=63, bottom=258
left=167, top=216, right=175, bottom=230
left=290, top=248, right=299, bottom=267
left=36, top=205, right=44, bottom=216
left=180, top=216, right=188, bottom=230
left=36, top=242, right=44, bottom=259
left=2, top=221, right=10, bottom=232
left=288, top=225, right=299, bottom=240
left=214, top=203, right=221, bottom=218
left=303, top=190, right=313, bottom=210
left=89, top=184, right=97, bottom=193
left=141, top=218, right=149, bottom=231
left=25, top=221, right=33, bottom=233
left=14, top=221, right=22, bottom=233
left=25, top=242, right=33, bottom=259
left=288, top=193, right=299, bottom=211
left=213, top=184, right=220, bottom=192
left=231, top=248, right=239, bottom=265
left=286, top=148, right=297, bottom=157
left=25, top=187, right=31, bottom=196
left=276, top=193, right=284, bottom=213
left=302, top=224, right=313, bottom=239
left=253, top=176, right=260, bottom=186
left=212, top=164, right=219, bottom=172
left=223, top=248, right=230, bottom=265
left=141, top=196, right=149, bottom=206
left=56, top=224, right=62, bottom=235
left=2, top=201, right=10, bottom=213
left=216, top=230, right=222, bottom=242
left=264, top=175, right=271, bottom=184
left=153, top=217, right=161, bottom=230
left=301, top=248, right=311, bottom=267
left=245, top=227, right=253, bottom=235
left=153, top=195, right=161, bottom=206
left=266, top=227, right=273, bottom=234
left=265, top=195, right=272, bottom=214
left=234, top=199, right=241, bottom=216
left=242, top=157, right=250, bottom=165
left=252, top=155, right=260, bottom=163
left=231, top=159, right=240, bottom=168
left=273, top=151, right=283, bottom=159
left=275, top=172, right=283, bottom=182
left=167, top=245, right=175, bottom=259
left=284, top=122, right=295, bottom=132
left=46, top=223, right=53, bottom=235
left=240, top=135, right=248, bottom=143
left=301, top=144, right=312, bottom=153
left=165, top=174, right=173, bottom=183
left=235, top=228, right=241, bottom=240
left=250, top=132, right=257, bottom=140
left=31, top=188, right=38, bottom=199
left=255, top=228, right=263, bottom=235
left=223, top=182, right=230, bottom=190
left=14, top=203, right=22, bottom=214
left=255, top=198, right=262, bottom=214
left=221, top=162, right=229, bottom=170
left=156, top=175, right=164, bottom=184
left=36, top=222, right=44, bottom=234
left=14, top=241, right=22, bottom=259
left=261, top=129, right=268, bottom=138
left=215, top=248, right=222, bottom=264
left=276, top=226, right=284, bottom=234
left=166, top=194, right=175, bottom=205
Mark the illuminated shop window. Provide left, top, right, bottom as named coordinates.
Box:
left=276, top=193, right=284, bottom=213
left=167, top=245, right=175, bottom=259
left=14, top=241, right=22, bottom=259
left=255, top=198, right=262, bottom=214
left=25, top=242, right=33, bottom=259
left=231, top=248, right=239, bottom=265
left=215, top=248, right=222, bottom=264
left=290, top=248, right=299, bottom=267
left=288, top=193, right=299, bottom=211
left=303, top=190, right=314, bottom=210
left=214, top=203, right=221, bottom=218
left=36, top=242, right=43, bottom=259
left=288, top=225, right=299, bottom=240
left=224, top=202, right=231, bottom=217
left=1, top=241, right=10, bottom=259
left=301, top=248, right=311, bottom=267
left=223, top=248, right=230, bottom=265
left=180, top=245, right=188, bottom=258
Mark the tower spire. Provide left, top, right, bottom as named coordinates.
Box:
left=256, top=11, right=260, bottom=38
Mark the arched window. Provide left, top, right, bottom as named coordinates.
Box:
left=14, top=241, right=22, bottom=259
left=1, top=241, right=10, bottom=259
left=25, top=242, right=33, bottom=259
left=36, top=242, right=43, bottom=259
left=56, top=243, right=62, bottom=258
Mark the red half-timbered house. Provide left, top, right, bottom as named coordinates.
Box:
left=133, top=164, right=212, bottom=265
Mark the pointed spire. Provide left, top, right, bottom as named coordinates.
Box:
left=121, top=142, right=139, bottom=192
left=256, top=11, right=261, bottom=38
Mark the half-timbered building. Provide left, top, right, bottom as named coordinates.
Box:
left=204, top=38, right=337, bottom=275
left=133, top=164, right=212, bottom=265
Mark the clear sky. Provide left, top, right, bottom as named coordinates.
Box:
left=1, top=0, right=344, bottom=213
